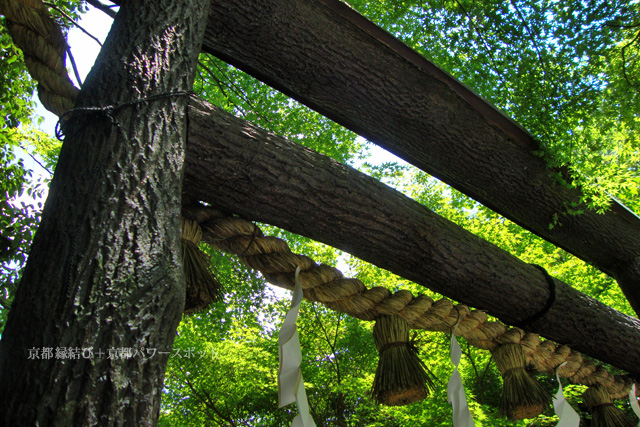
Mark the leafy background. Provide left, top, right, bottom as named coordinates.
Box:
left=1, top=0, right=639, bottom=425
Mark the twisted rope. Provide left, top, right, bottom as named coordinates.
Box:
left=0, top=0, right=79, bottom=116
left=184, top=204, right=637, bottom=400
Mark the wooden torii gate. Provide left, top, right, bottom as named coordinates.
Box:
left=185, top=98, right=640, bottom=378
left=1, top=0, right=639, bottom=423
left=198, top=0, right=640, bottom=317
left=180, top=0, right=640, bottom=374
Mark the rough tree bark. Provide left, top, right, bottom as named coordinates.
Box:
left=0, top=1, right=210, bottom=425
left=183, top=97, right=640, bottom=377
left=199, top=0, right=640, bottom=316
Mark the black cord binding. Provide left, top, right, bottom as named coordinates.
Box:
left=512, top=263, right=556, bottom=329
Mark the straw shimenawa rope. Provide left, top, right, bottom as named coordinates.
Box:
left=183, top=205, right=638, bottom=401
left=181, top=218, right=224, bottom=313
left=492, top=343, right=551, bottom=420
left=0, top=0, right=79, bottom=116
left=372, top=314, right=435, bottom=406
left=583, top=384, right=637, bottom=427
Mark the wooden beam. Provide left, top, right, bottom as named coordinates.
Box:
left=184, top=96, right=640, bottom=376
left=200, top=0, right=640, bottom=315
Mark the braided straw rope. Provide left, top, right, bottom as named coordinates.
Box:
left=184, top=205, right=637, bottom=400
left=1, top=0, right=79, bottom=116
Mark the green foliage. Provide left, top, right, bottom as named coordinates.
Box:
left=0, top=25, right=35, bottom=131
left=0, top=2, right=77, bottom=332
left=348, top=0, right=640, bottom=213
left=160, top=252, right=291, bottom=426
left=2, top=1, right=639, bottom=425
left=194, top=54, right=365, bottom=165
left=0, top=22, right=36, bottom=331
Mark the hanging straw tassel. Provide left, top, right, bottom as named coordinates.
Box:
left=583, top=385, right=637, bottom=427
left=492, top=343, right=550, bottom=420
left=371, top=314, right=435, bottom=406
left=181, top=217, right=223, bottom=313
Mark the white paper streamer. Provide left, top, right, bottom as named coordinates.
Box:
left=278, top=267, right=316, bottom=427
left=552, top=363, right=580, bottom=427
left=630, top=384, right=640, bottom=425
left=447, top=326, right=475, bottom=427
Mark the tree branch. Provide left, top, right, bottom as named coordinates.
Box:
left=621, top=29, right=640, bottom=90
left=44, top=1, right=103, bottom=46
left=84, top=0, right=117, bottom=19
left=177, top=365, right=238, bottom=427
left=310, top=305, right=343, bottom=385
left=18, top=145, right=53, bottom=175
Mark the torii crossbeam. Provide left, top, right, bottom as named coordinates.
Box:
left=200, top=0, right=640, bottom=316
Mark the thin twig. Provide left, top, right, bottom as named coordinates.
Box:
left=19, top=145, right=53, bottom=175
left=454, top=0, right=503, bottom=74
left=621, top=30, right=640, bottom=90
left=177, top=364, right=239, bottom=426
left=311, top=304, right=343, bottom=384
left=509, top=0, right=557, bottom=93
left=606, top=21, right=640, bottom=29
left=464, top=341, right=481, bottom=381
left=43, top=2, right=103, bottom=46
left=198, top=60, right=229, bottom=98
left=84, top=0, right=118, bottom=19
left=197, top=59, right=248, bottom=117
left=206, top=54, right=273, bottom=124
left=66, top=47, right=83, bottom=87
left=478, top=354, right=495, bottom=403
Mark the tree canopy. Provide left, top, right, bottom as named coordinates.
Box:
left=351, top=0, right=639, bottom=212
left=1, top=0, right=639, bottom=425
